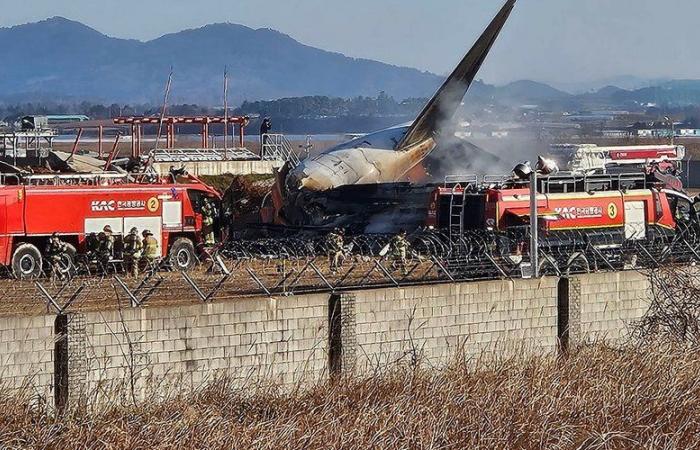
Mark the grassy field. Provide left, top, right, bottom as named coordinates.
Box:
left=2, top=343, right=699, bottom=449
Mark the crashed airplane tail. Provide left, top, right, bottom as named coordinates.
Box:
left=396, top=0, right=516, bottom=151
left=279, top=0, right=516, bottom=198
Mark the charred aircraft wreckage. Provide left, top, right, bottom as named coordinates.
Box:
left=272, top=0, right=516, bottom=232
left=271, top=0, right=517, bottom=233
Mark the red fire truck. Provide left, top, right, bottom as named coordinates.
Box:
left=427, top=172, right=696, bottom=249
left=0, top=173, right=221, bottom=278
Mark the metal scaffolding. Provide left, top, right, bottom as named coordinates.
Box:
left=113, top=116, right=250, bottom=158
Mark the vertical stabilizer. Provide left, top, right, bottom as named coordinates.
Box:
left=397, top=0, right=516, bottom=150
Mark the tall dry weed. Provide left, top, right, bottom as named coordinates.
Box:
left=1, top=344, right=699, bottom=449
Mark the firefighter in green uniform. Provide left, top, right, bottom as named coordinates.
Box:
left=98, top=225, right=115, bottom=271
left=141, top=230, right=159, bottom=270
left=326, top=227, right=345, bottom=272
left=123, top=227, right=143, bottom=277
left=45, top=232, right=69, bottom=279
left=85, top=232, right=100, bottom=261
left=201, top=198, right=216, bottom=246
left=390, top=229, right=410, bottom=275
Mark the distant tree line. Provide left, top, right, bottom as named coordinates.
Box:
left=235, top=92, right=426, bottom=119
left=0, top=93, right=427, bottom=124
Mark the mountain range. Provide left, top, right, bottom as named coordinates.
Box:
left=2, top=17, right=700, bottom=110
left=0, top=17, right=441, bottom=104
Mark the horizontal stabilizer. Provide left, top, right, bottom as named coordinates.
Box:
left=397, top=0, right=516, bottom=150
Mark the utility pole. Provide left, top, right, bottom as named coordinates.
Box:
left=529, top=169, right=539, bottom=278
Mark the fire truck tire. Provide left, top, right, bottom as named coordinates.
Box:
left=56, top=244, right=77, bottom=276
left=12, top=243, right=43, bottom=279
left=169, top=238, right=197, bottom=271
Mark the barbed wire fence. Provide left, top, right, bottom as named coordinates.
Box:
left=5, top=224, right=700, bottom=316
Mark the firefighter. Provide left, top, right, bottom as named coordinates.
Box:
left=98, top=225, right=115, bottom=270
left=201, top=198, right=216, bottom=246
left=326, top=227, right=345, bottom=272
left=85, top=232, right=100, bottom=261
left=45, top=232, right=69, bottom=279
left=141, top=230, right=160, bottom=269
left=123, top=227, right=143, bottom=277
left=390, top=229, right=410, bottom=274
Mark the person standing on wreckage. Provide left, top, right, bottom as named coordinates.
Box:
left=260, top=117, right=272, bottom=155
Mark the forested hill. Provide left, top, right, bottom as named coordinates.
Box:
left=0, top=17, right=441, bottom=104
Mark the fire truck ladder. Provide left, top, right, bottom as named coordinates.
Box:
left=445, top=175, right=478, bottom=240
left=448, top=186, right=466, bottom=239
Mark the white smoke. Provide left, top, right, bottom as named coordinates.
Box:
left=425, top=80, right=545, bottom=181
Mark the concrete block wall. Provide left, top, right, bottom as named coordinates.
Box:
left=0, top=315, right=54, bottom=400
left=0, top=271, right=659, bottom=407
left=570, top=271, right=652, bottom=344
left=79, top=293, right=329, bottom=401
left=348, top=278, right=559, bottom=372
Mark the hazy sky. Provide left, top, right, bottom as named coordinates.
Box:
left=0, top=0, right=697, bottom=86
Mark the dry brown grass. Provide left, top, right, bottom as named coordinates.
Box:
left=2, top=343, right=700, bottom=449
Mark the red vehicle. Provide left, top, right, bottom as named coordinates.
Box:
left=428, top=172, right=695, bottom=246
left=0, top=173, right=221, bottom=278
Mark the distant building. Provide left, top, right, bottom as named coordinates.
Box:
left=16, top=115, right=90, bottom=131
left=602, top=129, right=631, bottom=138
left=568, top=113, right=616, bottom=122
left=679, top=128, right=700, bottom=137
left=44, top=115, right=90, bottom=125
left=637, top=128, right=672, bottom=138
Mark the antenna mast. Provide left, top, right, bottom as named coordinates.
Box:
left=154, top=67, right=173, bottom=152
left=223, top=67, right=229, bottom=159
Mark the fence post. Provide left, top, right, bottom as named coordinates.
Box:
left=328, top=292, right=357, bottom=380
left=557, top=278, right=570, bottom=356
left=54, top=312, right=88, bottom=412
left=54, top=314, right=68, bottom=411
left=328, top=294, right=342, bottom=378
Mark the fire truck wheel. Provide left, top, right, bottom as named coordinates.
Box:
left=169, top=238, right=197, bottom=271
left=12, top=243, right=43, bottom=279
left=56, top=244, right=77, bottom=276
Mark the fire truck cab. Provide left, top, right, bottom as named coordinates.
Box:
left=0, top=173, right=221, bottom=278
